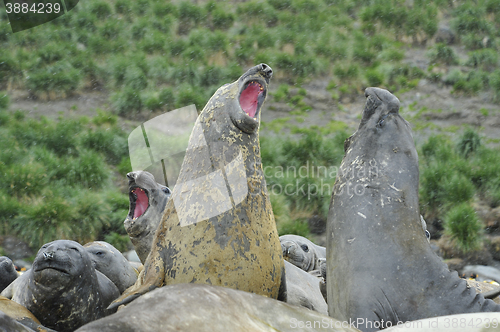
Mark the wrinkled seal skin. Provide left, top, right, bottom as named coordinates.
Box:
left=78, top=284, right=359, bottom=332
left=280, top=235, right=326, bottom=272
left=84, top=241, right=139, bottom=294
left=1, top=240, right=120, bottom=332
left=326, top=88, right=500, bottom=331
left=110, top=64, right=286, bottom=309
left=124, top=171, right=171, bottom=264
left=0, top=256, right=18, bottom=293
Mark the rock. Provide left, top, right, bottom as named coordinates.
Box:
left=435, top=26, right=455, bottom=45
left=437, top=236, right=493, bottom=266
left=486, top=235, right=500, bottom=261
left=445, top=258, right=465, bottom=273
left=0, top=236, right=33, bottom=260
left=462, top=265, right=500, bottom=283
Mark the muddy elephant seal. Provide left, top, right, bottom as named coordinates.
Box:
left=110, top=63, right=285, bottom=309
left=84, top=241, right=138, bottom=293
left=0, top=256, right=18, bottom=293
left=1, top=240, right=120, bottom=331
left=326, top=87, right=500, bottom=331
left=78, top=284, right=359, bottom=332
left=280, top=235, right=326, bottom=272
left=124, top=171, right=171, bottom=264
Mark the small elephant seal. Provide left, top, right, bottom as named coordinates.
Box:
left=124, top=171, right=171, bottom=264
left=0, top=310, right=36, bottom=332
left=78, top=284, right=359, bottom=332
left=1, top=240, right=120, bottom=332
left=280, top=234, right=326, bottom=272
left=0, top=256, right=18, bottom=293
left=83, top=241, right=139, bottom=293
left=284, top=260, right=328, bottom=315
left=326, top=88, right=500, bottom=331
left=110, top=64, right=286, bottom=309
left=0, top=296, right=57, bottom=331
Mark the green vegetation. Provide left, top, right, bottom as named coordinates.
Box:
left=0, top=106, right=130, bottom=250
left=419, top=130, right=500, bottom=252
left=1, top=0, right=500, bottom=252
left=0, top=0, right=498, bottom=116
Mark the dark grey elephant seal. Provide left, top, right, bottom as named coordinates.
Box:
left=0, top=256, right=18, bottom=293
left=280, top=234, right=326, bottom=272
left=78, top=284, right=359, bottom=332
left=326, top=87, right=500, bottom=331
left=110, top=64, right=285, bottom=309
left=284, top=260, right=327, bottom=315
left=124, top=171, right=171, bottom=264
left=1, top=240, right=120, bottom=332
left=84, top=241, right=139, bottom=293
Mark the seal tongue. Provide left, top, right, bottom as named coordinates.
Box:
left=133, top=189, right=148, bottom=218
left=240, top=82, right=263, bottom=118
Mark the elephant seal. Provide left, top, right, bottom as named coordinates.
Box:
left=280, top=235, right=326, bottom=272
left=110, top=63, right=286, bottom=309
left=326, top=88, right=500, bottom=331
left=1, top=240, right=120, bottom=331
left=284, top=260, right=328, bottom=315
left=78, top=284, right=358, bottom=332
left=0, top=256, right=18, bottom=293
left=84, top=241, right=139, bottom=293
left=124, top=171, right=171, bottom=264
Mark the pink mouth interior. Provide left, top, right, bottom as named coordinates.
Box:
left=239, top=82, right=263, bottom=118
left=134, top=189, right=148, bottom=218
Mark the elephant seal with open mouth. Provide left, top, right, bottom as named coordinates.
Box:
left=326, top=88, right=500, bottom=331
left=124, top=171, right=171, bottom=264
left=1, top=240, right=119, bottom=331
left=110, top=64, right=286, bottom=309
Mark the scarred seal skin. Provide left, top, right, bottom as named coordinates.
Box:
left=124, top=171, right=171, bottom=264
left=326, top=88, right=500, bottom=331
left=110, top=64, right=286, bottom=309
left=1, top=240, right=120, bottom=332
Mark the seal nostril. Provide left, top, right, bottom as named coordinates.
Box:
left=43, top=251, right=54, bottom=260
left=259, top=63, right=273, bottom=79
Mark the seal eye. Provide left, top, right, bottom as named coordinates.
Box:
left=95, top=251, right=103, bottom=256
left=70, top=247, right=79, bottom=252
left=300, top=244, right=309, bottom=252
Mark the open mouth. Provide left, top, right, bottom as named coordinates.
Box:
left=129, top=187, right=149, bottom=220
left=239, top=80, right=265, bottom=119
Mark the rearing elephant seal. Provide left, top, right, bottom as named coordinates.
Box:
left=1, top=240, right=120, bottom=332
left=110, top=64, right=285, bottom=309
left=124, top=171, right=171, bottom=264
left=326, top=87, right=500, bottom=331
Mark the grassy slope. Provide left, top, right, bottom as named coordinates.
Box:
left=0, top=0, right=500, bottom=254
